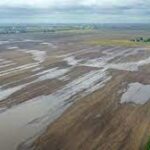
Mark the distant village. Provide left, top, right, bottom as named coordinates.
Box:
left=0, top=24, right=94, bottom=34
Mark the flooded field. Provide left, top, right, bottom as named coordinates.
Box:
left=1, top=32, right=150, bottom=150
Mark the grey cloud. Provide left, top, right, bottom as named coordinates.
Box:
left=0, top=0, right=150, bottom=23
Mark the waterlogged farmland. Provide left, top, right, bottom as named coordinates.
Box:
left=0, top=30, right=150, bottom=150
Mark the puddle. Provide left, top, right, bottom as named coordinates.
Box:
left=121, top=82, right=150, bottom=104
left=7, top=47, right=18, bottom=50
left=0, top=84, right=28, bottom=101
left=22, top=40, right=42, bottom=42
left=58, top=75, right=70, bottom=81
left=0, top=95, right=69, bottom=150
left=19, top=49, right=47, bottom=63
left=32, top=67, right=42, bottom=72
left=40, top=42, right=57, bottom=48
left=35, top=67, right=70, bottom=82
left=64, top=56, right=80, bottom=66
left=0, top=41, right=9, bottom=45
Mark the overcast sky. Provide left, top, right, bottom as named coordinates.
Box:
left=1, top=0, right=150, bottom=24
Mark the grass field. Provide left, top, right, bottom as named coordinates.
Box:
left=87, top=39, right=150, bottom=47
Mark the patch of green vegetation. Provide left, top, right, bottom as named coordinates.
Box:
left=145, top=39, right=150, bottom=42
left=145, top=137, right=150, bottom=150
left=86, top=39, right=149, bottom=47
left=131, top=37, right=150, bottom=43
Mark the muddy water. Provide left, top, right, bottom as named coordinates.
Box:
left=121, top=82, right=150, bottom=104
left=0, top=69, right=111, bottom=150
left=0, top=95, right=69, bottom=150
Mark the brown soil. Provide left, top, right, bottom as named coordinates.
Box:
left=33, top=71, right=150, bottom=150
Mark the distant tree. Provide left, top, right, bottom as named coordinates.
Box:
left=145, top=38, right=150, bottom=42
left=136, top=37, right=144, bottom=42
